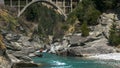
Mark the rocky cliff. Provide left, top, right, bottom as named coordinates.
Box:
left=0, top=34, right=12, bottom=68
left=49, top=12, right=120, bottom=57
left=0, top=6, right=42, bottom=68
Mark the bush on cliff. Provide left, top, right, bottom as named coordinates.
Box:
left=67, top=0, right=101, bottom=26
left=0, top=8, right=18, bottom=31
left=108, top=24, right=120, bottom=46
left=81, top=21, right=89, bottom=37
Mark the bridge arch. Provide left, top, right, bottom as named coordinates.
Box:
left=17, top=0, right=67, bottom=20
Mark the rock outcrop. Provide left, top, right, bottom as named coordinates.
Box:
left=0, top=35, right=12, bottom=68
left=50, top=13, right=120, bottom=57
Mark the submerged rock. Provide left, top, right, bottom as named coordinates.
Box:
left=11, top=62, right=39, bottom=68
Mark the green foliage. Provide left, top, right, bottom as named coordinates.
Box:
left=67, top=0, right=101, bottom=26
left=67, top=11, right=77, bottom=25
left=0, top=9, right=18, bottom=31
left=25, top=4, right=39, bottom=21
left=92, top=0, right=117, bottom=12
left=24, top=3, right=65, bottom=39
left=108, top=24, right=120, bottom=46
left=81, top=21, right=89, bottom=37
left=76, top=0, right=101, bottom=25
left=67, top=0, right=118, bottom=26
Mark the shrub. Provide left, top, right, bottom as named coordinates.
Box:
left=67, top=0, right=101, bottom=26
left=81, top=21, right=89, bottom=37
left=108, top=24, right=120, bottom=46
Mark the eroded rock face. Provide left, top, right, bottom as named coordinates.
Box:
left=68, top=38, right=116, bottom=57
left=0, top=32, right=43, bottom=67
left=0, top=35, right=12, bottom=68
left=93, top=13, right=119, bottom=38
left=0, top=56, right=11, bottom=68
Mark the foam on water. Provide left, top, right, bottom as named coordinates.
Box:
left=52, top=61, right=66, bottom=65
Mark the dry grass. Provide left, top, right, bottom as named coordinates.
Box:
left=0, top=34, right=6, bottom=49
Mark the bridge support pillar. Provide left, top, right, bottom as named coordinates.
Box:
left=70, top=0, right=72, bottom=12
left=26, top=0, right=28, bottom=5
left=63, top=0, right=65, bottom=13
left=10, top=0, right=12, bottom=7
left=18, top=0, right=20, bottom=14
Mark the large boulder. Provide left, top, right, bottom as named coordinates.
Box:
left=12, top=51, right=32, bottom=62
left=5, top=33, right=20, bottom=41
left=93, top=13, right=119, bottom=38
left=69, top=34, right=100, bottom=47
left=8, top=54, right=21, bottom=63
left=49, top=39, right=69, bottom=54
left=67, top=38, right=116, bottom=57
left=10, top=42, right=22, bottom=51
left=21, top=47, right=35, bottom=54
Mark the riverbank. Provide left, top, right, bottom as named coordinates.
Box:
left=88, top=53, right=120, bottom=68
left=88, top=53, right=120, bottom=61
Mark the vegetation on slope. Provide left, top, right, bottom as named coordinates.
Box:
left=23, top=3, right=67, bottom=42
left=109, top=23, right=120, bottom=46
left=0, top=8, right=18, bottom=31
left=81, top=21, right=89, bottom=37
left=67, top=0, right=119, bottom=37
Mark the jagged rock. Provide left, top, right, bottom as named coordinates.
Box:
left=49, top=39, right=69, bottom=54
left=8, top=54, right=21, bottom=63
left=69, top=34, right=101, bottom=47
left=31, top=41, right=43, bottom=50
left=12, top=51, right=32, bottom=62
left=22, top=47, right=35, bottom=54
left=22, top=41, right=31, bottom=47
left=93, top=13, right=119, bottom=38
left=5, top=33, right=20, bottom=41
left=56, top=49, right=68, bottom=56
left=5, top=34, right=12, bottom=41
left=19, top=56, right=32, bottom=62
left=12, top=51, right=26, bottom=57
left=0, top=35, right=12, bottom=68
left=67, top=38, right=116, bottom=57
left=29, top=53, right=36, bottom=57
left=10, top=42, right=22, bottom=51
left=17, top=36, right=30, bottom=43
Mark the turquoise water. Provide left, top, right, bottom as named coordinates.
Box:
left=32, top=53, right=119, bottom=68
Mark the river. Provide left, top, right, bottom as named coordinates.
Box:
left=32, top=53, right=120, bottom=68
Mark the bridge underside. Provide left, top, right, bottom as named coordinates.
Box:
left=4, top=0, right=79, bottom=18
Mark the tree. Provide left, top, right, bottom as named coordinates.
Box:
left=81, top=21, right=89, bottom=37
left=108, top=24, right=120, bottom=46
left=75, top=0, right=101, bottom=25
left=92, top=0, right=117, bottom=12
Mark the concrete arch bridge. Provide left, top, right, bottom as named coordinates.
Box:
left=4, top=0, right=80, bottom=20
